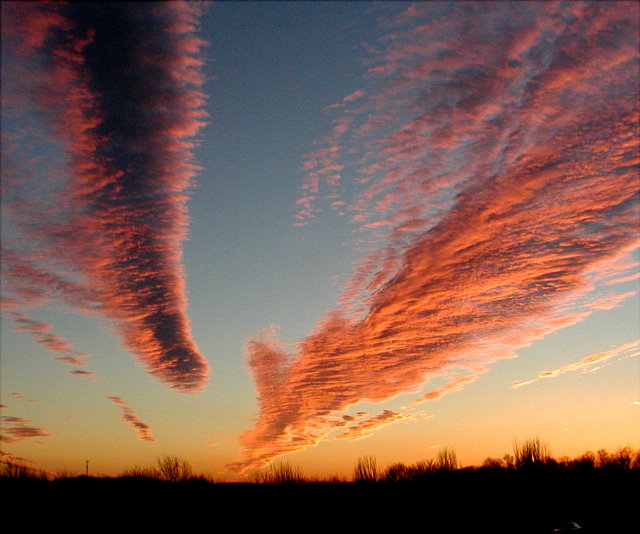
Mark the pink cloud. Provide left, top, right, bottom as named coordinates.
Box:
left=231, top=1, right=639, bottom=473
left=70, top=370, right=96, bottom=377
left=1, top=415, right=52, bottom=443
left=7, top=311, right=92, bottom=364
left=106, top=396, right=155, bottom=442
left=343, top=90, right=366, bottom=103
left=1, top=2, right=209, bottom=391
left=10, top=393, right=37, bottom=403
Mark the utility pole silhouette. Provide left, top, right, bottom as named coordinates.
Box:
left=85, top=460, right=89, bottom=477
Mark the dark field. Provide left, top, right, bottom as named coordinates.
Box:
left=3, top=466, right=637, bottom=532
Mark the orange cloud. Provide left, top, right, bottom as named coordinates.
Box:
left=231, top=1, right=639, bottom=473
left=416, top=375, right=480, bottom=404
left=511, top=340, right=640, bottom=389
left=335, top=410, right=414, bottom=440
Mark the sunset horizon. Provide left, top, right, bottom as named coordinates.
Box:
left=1, top=0, right=638, bottom=486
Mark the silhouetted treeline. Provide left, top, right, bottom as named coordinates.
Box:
left=2, top=443, right=638, bottom=533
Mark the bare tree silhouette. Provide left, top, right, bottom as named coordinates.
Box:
left=436, top=447, right=458, bottom=471
left=156, top=455, right=192, bottom=482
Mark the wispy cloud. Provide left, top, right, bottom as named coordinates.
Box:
left=335, top=409, right=414, bottom=441
left=9, top=392, right=37, bottom=403
left=416, top=375, right=480, bottom=404
left=232, top=1, right=639, bottom=472
left=7, top=311, right=91, bottom=367
left=1, top=2, right=210, bottom=391
left=1, top=415, right=52, bottom=444
left=511, top=340, right=640, bottom=389
left=70, top=370, right=96, bottom=378
left=106, top=396, right=155, bottom=442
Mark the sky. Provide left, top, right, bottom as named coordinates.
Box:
left=1, top=1, right=639, bottom=481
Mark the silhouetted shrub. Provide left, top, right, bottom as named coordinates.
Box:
left=502, top=453, right=516, bottom=470
left=255, top=461, right=305, bottom=484
left=1, top=460, right=49, bottom=480
left=598, top=446, right=634, bottom=470
left=569, top=450, right=596, bottom=470
left=353, top=455, right=378, bottom=482
left=407, top=459, right=437, bottom=479
left=383, top=462, right=410, bottom=482
left=54, top=469, right=79, bottom=480
left=513, top=437, right=551, bottom=469
left=480, top=456, right=504, bottom=470
left=119, top=464, right=160, bottom=479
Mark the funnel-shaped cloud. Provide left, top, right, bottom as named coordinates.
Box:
left=1, top=2, right=209, bottom=390
left=231, top=1, right=639, bottom=472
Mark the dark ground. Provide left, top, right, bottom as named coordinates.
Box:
left=3, top=468, right=637, bottom=532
